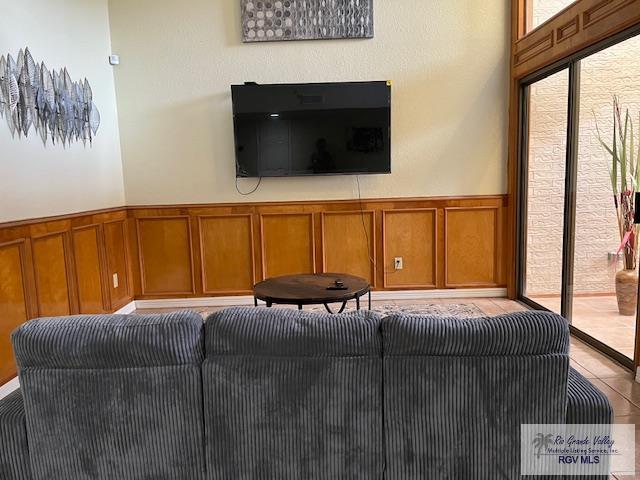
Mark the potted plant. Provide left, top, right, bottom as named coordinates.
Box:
left=596, top=97, right=640, bottom=316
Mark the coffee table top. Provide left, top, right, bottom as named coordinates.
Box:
left=254, top=273, right=370, bottom=305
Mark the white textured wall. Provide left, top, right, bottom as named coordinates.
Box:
left=531, top=0, right=576, bottom=30
left=0, top=0, right=125, bottom=223
left=108, top=0, right=510, bottom=205
left=525, top=1, right=640, bottom=296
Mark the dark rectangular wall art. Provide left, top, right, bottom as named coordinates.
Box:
left=241, top=0, right=374, bottom=43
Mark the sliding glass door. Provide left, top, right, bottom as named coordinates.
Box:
left=519, top=29, right=640, bottom=365
left=522, top=69, right=569, bottom=314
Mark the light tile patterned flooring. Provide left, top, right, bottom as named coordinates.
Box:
left=137, top=298, right=640, bottom=478
left=531, top=294, right=636, bottom=359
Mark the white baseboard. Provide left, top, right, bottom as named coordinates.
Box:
left=0, top=377, right=20, bottom=400
left=114, top=301, right=137, bottom=314
left=133, top=288, right=508, bottom=310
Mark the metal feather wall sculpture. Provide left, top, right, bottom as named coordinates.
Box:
left=0, top=47, right=100, bottom=147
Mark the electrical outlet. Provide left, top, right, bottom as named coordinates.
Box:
left=394, top=257, right=404, bottom=270
left=113, top=273, right=119, bottom=289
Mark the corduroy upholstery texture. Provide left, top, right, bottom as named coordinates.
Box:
left=564, top=368, right=613, bottom=480
left=383, top=312, right=571, bottom=480
left=12, top=312, right=206, bottom=480
left=203, top=307, right=383, bottom=479
left=0, top=390, right=32, bottom=480
left=566, top=367, right=613, bottom=425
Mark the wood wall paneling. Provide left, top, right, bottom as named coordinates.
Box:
left=199, top=215, right=255, bottom=293
left=444, top=207, right=500, bottom=288
left=32, top=232, right=73, bottom=317
left=72, top=225, right=107, bottom=314
left=513, top=0, right=640, bottom=79
left=382, top=209, right=437, bottom=289
left=104, top=220, right=132, bottom=309
left=0, top=241, right=30, bottom=384
left=260, top=213, right=315, bottom=279
left=321, top=211, right=376, bottom=285
left=137, top=217, right=195, bottom=295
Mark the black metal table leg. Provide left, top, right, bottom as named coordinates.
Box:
left=368, top=290, right=372, bottom=310
left=267, top=301, right=272, bottom=308
left=298, top=304, right=303, bottom=310
left=324, top=302, right=347, bottom=314
left=254, top=297, right=258, bottom=307
left=356, top=296, right=360, bottom=310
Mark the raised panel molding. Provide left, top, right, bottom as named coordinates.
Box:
left=199, top=215, right=255, bottom=294
left=32, top=232, right=73, bottom=317
left=321, top=211, right=376, bottom=285
left=557, top=15, right=581, bottom=43
left=382, top=209, right=437, bottom=289
left=583, top=0, right=636, bottom=28
left=0, top=241, right=31, bottom=384
left=72, top=225, right=107, bottom=314
left=512, top=0, right=640, bottom=78
left=104, top=220, right=131, bottom=309
left=260, top=213, right=315, bottom=279
left=444, top=207, right=500, bottom=288
left=515, top=32, right=554, bottom=65
left=137, top=217, right=195, bottom=295
left=0, top=208, right=130, bottom=385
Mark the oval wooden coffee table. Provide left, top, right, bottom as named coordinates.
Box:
left=253, top=273, right=371, bottom=314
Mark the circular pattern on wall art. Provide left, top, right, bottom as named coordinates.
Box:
left=241, top=0, right=374, bottom=42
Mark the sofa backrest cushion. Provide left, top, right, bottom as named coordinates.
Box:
left=383, top=311, right=569, bottom=356
left=206, top=306, right=381, bottom=356
left=203, top=307, right=383, bottom=480
left=13, top=312, right=205, bottom=480
left=13, top=311, right=204, bottom=369
left=382, top=311, right=570, bottom=480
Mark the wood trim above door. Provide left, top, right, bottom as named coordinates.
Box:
left=513, top=0, right=640, bottom=79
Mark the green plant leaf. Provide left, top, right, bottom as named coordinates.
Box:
left=613, top=101, right=619, bottom=195
left=621, top=107, right=629, bottom=192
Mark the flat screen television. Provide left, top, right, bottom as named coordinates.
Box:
left=232, top=81, right=391, bottom=178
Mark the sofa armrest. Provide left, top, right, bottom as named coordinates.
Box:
left=565, top=369, right=612, bottom=480
left=0, top=390, right=32, bottom=479
left=566, top=367, right=612, bottom=424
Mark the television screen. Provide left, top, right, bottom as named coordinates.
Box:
left=232, top=81, right=391, bottom=177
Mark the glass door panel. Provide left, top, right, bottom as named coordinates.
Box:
left=571, top=34, right=640, bottom=360
left=523, top=69, right=570, bottom=314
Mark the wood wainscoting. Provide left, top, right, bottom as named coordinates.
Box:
left=0, top=208, right=133, bottom=385
left=127, top=195, right=508, bottom=299
left=0, top=194, right=507, bottom=384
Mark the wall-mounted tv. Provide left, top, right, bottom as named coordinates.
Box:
left=232, top=81, right=391, bottom=178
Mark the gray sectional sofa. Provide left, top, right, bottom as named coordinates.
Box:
left=0, top=307, right=611, bottom=479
